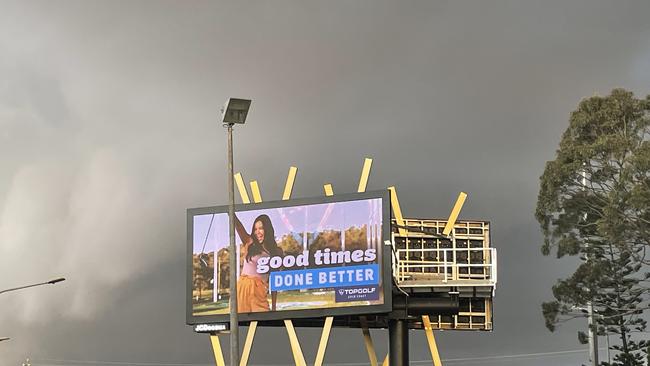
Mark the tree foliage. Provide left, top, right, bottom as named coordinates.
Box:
left=345, top=225, right=368, bottom=251
left=192, top=252, right=214, bottom=302
left=535, top=89, right=650, bottom=365
left=278, top=233, right=303, bottom=256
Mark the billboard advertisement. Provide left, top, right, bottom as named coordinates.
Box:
left=186, top=190, right=391, bottom=323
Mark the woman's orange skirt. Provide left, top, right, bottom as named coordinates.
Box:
left=237, top=275, right=270, bottom=313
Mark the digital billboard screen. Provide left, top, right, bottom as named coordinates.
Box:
left=186, top=190, right=391, bottom=323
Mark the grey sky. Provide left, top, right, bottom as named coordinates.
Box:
left=1, top=1, right=649, bottom=365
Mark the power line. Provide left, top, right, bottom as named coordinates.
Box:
left=322, top=349, right=595, bottom=366
left=31, top=360, right=207, bottom=366
left=436, top=348, right=593, bottom=363
left=31, top=348, right=605, bottom=366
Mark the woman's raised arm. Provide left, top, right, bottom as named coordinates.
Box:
left=234, top=214, right=253, bottom=246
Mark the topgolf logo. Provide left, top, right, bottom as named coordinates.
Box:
left=335, top=285, right=380, bottom=303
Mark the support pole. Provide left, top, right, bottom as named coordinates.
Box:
left=389, top=319, right=408, bottom=366
left=226, top=124, right=239, bottom=366
left=606, top=328, right=611, bottom=364
left=588, top=301, right=599, bottom=366
left=581, top=168, right=598, bottom=366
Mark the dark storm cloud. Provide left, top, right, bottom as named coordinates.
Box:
left=1, top=1, right=649, bottom=365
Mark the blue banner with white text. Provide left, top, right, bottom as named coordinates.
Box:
left=269, top=264, right=380, bottom=291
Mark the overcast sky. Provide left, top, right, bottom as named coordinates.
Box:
left=1, top=1, right=649, bottom=365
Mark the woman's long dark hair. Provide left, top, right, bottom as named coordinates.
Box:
left=245, top=214, right=282, bottom=262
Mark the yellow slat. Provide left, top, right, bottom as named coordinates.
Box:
left=282, top=167, right=298, bottom=200
left=209, top=335, right=226, bottom=366
left=314, top=317, right=334, bottom=366
left=382, top=354, right=389, bottom=366
left=442, top=192, right=467, bottom=236
left=284, top=319, right=307, bottom=366
left=234, top=172, right=250, bottom=204
left=250, top=180, right=262, bottom=203
left=388, top=186, right=406, bottom=236
left=358, top=157, right=373, bottom=193
left=361, top=321, right=378, bottom=366
left=324, top=184, right=334, bottom=197
left=240, top=321, right=258, bottom=366
left=422, top=315, right=443, bottom=366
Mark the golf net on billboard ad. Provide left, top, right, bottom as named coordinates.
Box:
left=187, top=191, right=390, bottom=323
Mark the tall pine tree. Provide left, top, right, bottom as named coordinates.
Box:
left=536, top=89, right=650, bottom=365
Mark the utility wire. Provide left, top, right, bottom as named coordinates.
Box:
left=200, top=213, right=216, bottom=256
left=31, top=348, right=607, bottom=366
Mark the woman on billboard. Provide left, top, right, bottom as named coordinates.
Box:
left=234, top=214, right=283, bottom=312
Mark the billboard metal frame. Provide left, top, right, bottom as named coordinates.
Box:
left=186, top=189, right=392, bottom=325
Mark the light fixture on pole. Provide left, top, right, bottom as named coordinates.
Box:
left=1, top=278, right=65, bottom=350
left=221, top=97, right=251, bottom=366
left=0, top=277, right=66, bottom=295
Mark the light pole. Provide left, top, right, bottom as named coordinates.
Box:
left=0, top=277, right=65, bottom=295
left=220, top=97, right=251, bottom=366
left=572, top=305, right=599, bottom=366
left=605, top=325, right=611, bottom=364
left=1, top=278, right=64, bottom=348
left=587, top=302, right=599, bottom=366
left=579, top=166, right=599, bottom=366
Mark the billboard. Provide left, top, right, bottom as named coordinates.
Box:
left=186, top=190, right=391, bottom=324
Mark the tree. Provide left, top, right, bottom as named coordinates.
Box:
left=536, top=89, right=650, bottom=365
left=345, top=225, right=368, bottom=251
left=278, top=234, right=303, bottom=256
left=308, top=230, right=341, bottom=267
left=193, top=252, right=214, bottom=302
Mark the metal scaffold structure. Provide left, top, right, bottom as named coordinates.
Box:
left=393, top=218, right=496, bottom=331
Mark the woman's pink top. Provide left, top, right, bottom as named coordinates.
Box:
left=241, top=252, right=269, bottom=279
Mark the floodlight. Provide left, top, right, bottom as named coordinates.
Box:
left=0, top=276, right=66, bottom=294
left=47, top=277, right=66, bottom=285
left=221, top=98, right=251, bottom=124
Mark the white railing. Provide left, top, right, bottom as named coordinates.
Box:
left=394, top=247, right=497, bottom=286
